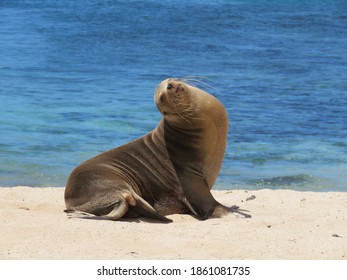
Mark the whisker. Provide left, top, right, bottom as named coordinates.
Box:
left=174, top=107, right=192, bottom=125
left=178, top=76, right=216, bottom=93
left=174, top=102, right=205, bottom=122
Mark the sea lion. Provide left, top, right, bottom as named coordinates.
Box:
left=64, top=78, right=250, bottom=222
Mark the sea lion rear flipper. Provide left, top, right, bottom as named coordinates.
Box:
left=93, top=192, right=172, bottom=223
left=131, top=192, right=172, bottom=223
left=64, top=199, right=129, bottom=221
left=178, top=170, right=219, bottom=220
left=64, top=193, right=172, bottom=223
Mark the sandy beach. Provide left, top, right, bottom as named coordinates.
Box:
left=0, top=186, right=346, bottom=260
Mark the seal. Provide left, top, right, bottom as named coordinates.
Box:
left=64, top=78, right=250, bottom=222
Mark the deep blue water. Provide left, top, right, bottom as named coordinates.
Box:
left=1, top=0, right=347, bottom=191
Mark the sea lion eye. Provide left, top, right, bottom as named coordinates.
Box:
left=167, top=83, right=173, bottom=90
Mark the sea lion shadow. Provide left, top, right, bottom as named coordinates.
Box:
left=119, top=217, right=173, bottom=224
left=64, top=204, right=251, bottom=223
left=121, top=210, right=252, bottom=223
left=218, top=205, right=252, bottom=219
left=64, top=210, right=174, bottom=224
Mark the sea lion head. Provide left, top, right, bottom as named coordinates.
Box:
left=154, top=78, right=227, bottom=128
left=154, top=78, right=213, bottom=129
left=154, top=78, right=192, bottom=124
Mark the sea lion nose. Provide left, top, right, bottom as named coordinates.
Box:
left=159, top=92, right=166, bottom=103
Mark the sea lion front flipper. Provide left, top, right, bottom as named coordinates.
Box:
left=178, top=170, right=219, bottom=220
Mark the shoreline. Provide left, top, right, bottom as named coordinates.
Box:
left=0, top=186, right=346, bottom=260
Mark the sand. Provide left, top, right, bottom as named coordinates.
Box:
left=0, top=186, right=346, bottom=260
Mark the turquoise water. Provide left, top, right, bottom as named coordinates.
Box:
left=1, top=0, right=347, bottom=191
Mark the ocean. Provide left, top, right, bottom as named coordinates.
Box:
left=1, top=0, right=346, bottom=191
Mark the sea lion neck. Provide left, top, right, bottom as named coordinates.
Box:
left=152, top=119, right=203, bottom=145
left=159, top=118, right=207, bottom=166
left=162, top=119, right=205, bottom=140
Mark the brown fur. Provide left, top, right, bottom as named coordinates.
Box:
left=64, top=78, right=250, bottom=222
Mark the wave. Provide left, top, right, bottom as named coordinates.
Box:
left=252, top=174, right=330, bottom=191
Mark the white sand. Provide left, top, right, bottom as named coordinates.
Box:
left=0, top=186, right=346, bottom=259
